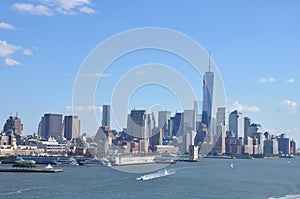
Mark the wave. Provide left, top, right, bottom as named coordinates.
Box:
left=268, top=194, right=300, bottom=199
left=0, top=186, right=48, bottom=196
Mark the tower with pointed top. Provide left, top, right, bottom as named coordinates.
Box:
left=201, top=54, right=214, bottom=136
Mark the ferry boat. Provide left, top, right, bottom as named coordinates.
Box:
left=136, top=168, right=175, bottom=181
left=53, top=158, right=78, bottom=166
left=80, top=158, right=102, bottom=166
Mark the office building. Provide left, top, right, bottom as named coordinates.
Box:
left=64, top=115, right=80, bottom=140
left=290, top=140, right=296, bottom=154
left=3, top=114, right=23, bottom=135
left=201, top=63, right=214, bottom=133
left=248, top=123, right=264, bottom=136
left=38, top=113, right=63, bottom=140
left=184, top=109, right=196, bottom=132
left=278, top=134, right=291, bottom=154
left=158, top=110, right=171, bottom=137
left=244, top=117, right=251, bottom=138
left=170, top=112, right=184, bottom=137
left=184, top=130, right=197, bottom=153
left=126, top=109, right=146, bottom=139
left=264, top=138, right=279, bottom=155
left=102, top=105, right=110, bottom=127
left=229, top=110, right=244, bottom=138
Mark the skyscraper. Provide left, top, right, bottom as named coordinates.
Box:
left=64, top=115, right=80, bottom=140
left=102, top=105, right=110, bottom=127
left=201, top=60, right=214, bottom=133
left=38, top=113, right=63, bottom=139
left=216, top=107, right=226, bottom=127
left=126, top=109, right=146, bottom=139
left=184, top=109, right=196, bottom=132
left=229, top=110, right=244, bottom=138
left=158, top=110, right=171, bottom=137
left=215, top=107, right=227, bottom=152
left=244, top=117, right=252, bottom=138
left=3, top=114, right=23, bottom=135
left=170, top=112, right=184, bottom=137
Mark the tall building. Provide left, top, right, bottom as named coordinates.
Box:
left=290, top=140, right=296, bottom=154
left=229, top=110, right=244, bottom=138
left=264, top=138, right=279, bottom=155
left=169, top=112, right=184, bottom=137
left=64, top=115, right=80, bottom=140
left=248, top=123, right=264, bottom=136
left=252, top=132, right=265, bottom=154
left=3, top=114, right=23, bottom=135
left=201, top=63, right=214, bottom=133
left=216, top=107, right=226, bottom=140
left=184, top=109, right=196, bottom=132
left=158, top=110, right=171, bottom=137
left=216, top=107, right=226, bottom=127
left=38, top=113, right=63, bottom=140
left=184, top=130, right=197, bottom=153
left=278, top=134, right=291, bottom=154
left=244, top=117, right=252, bottom=138
left=146, top=113, right=155, bottom=139
left=212, top=125, right=226, bottom=154
left=194, top=100, right=199, bottom=131
left=102, top=105, right=110, bottom=127
left=126, top=109, right=146, bottom=139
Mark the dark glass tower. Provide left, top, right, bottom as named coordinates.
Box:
left=102, top=105, right=110, bottom=127
left=201, top=64, right=214, bottom=132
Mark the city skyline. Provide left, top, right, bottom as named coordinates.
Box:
left=1, top=1, right=300, bottom=143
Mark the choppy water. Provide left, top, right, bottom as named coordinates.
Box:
left=1, top=158, right=300, bottom=199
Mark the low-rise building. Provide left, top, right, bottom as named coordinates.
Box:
left=37, top=137, right=66, bottom=155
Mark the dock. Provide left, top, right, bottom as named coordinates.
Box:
left=0, top=168, right=63, bottom=173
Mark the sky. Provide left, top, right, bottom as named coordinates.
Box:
left=0, top=0, right=300, bottom=143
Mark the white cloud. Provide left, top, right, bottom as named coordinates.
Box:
left=0, top=40, right=34, bottom=66
left=0, top=22, right=16, bottom=30
left=65, top=105, right=102, bottom=112
left=12, top=3, right=53, bottom=16
left=12, top=0, right=96, bottom=16
left=83, top=73, right=112, bottom=77
left=280, top=100, right=297, bottom=113
left=79, top=6, right=96, bottom=14
left=231, top=101, right=260, bottom=113
left=286, top=79, right=295, bottom=84
left=258, top=77, right=275, bottom=83
left=0, top=40, right=21, bottom=57
left=264, top=127, right=299, bottom=134
left=5, top=57, right=21, bottom=66
left=23, top=49, right=32, bottom=56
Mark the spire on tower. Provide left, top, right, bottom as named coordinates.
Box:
left=208, top=52, right=211, bottom=72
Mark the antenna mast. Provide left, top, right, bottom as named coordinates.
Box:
left=208, top=52, right=211, bottom=72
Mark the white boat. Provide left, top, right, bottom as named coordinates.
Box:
left=53, top=158, right=78, bottom=166
left=81, top=158, right=102, bottom=166
left=101, top=158, right=112, bottom=167
left=15, top=157, right=36, bottom=164
left=136, top=168, right=175, bottom=181
left=230, top=163, right=234, bottom=168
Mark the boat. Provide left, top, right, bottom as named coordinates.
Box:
left=136, top=168, right=175, bottom=181
left=230, top=163, right=234, bottom=168
left=101, top=158, right=112, bottom=167
left=15, top=157, right=36, bottom=164
left=279, top=154, right=296, bottom=159
left=53, top=158, right=78, bottom=166
left=81, top=158, right=102, bottom=166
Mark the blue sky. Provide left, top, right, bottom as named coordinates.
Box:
left=0, top=0, right=300, bottom=143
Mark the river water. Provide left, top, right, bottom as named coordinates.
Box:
left=1, top=158, right=300, bottom=199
